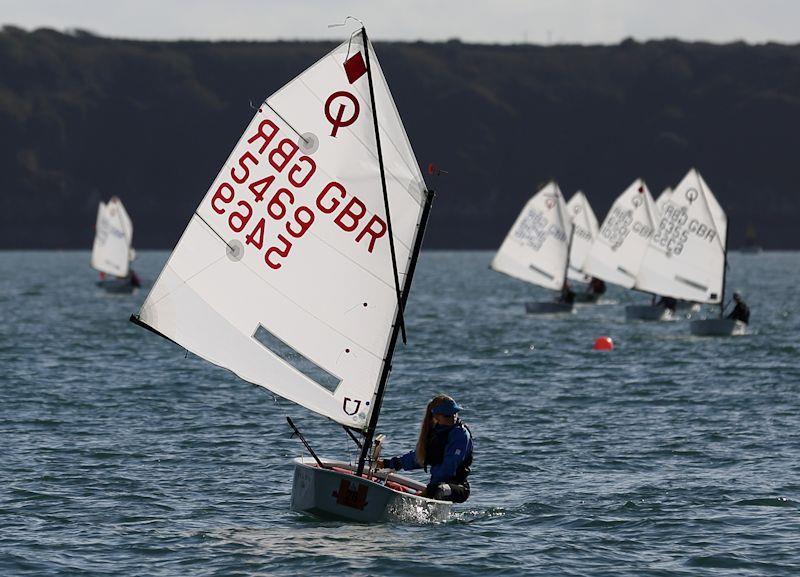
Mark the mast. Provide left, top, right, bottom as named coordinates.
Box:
left=355, top=26, right=433, bottom=476
left=361, top=27, right=407, bottom=346
left=719, top=216, right=729, bottom=318
left=356, top=189, right=434, bottom=476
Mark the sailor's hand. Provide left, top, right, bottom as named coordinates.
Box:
left=376, top=459, right=385, bottom=468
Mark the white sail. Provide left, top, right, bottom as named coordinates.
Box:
left=655, top=187, right=672, bottom=214
left=582, top=179, right=659, bottom=289
left=490, top=182, right=572, bottom=291
left=566, top=191, right=599, bottom=283
left=91, top=197, right=134, bottom=277
left=134, top=31, right=428, bottom=429
left=634, top=169, right=727, bottom=303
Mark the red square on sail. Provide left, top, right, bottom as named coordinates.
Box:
left=344, top=52, right=367, bottom=84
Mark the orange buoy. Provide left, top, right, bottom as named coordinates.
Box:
left=593, top=336, right=614, bottom=351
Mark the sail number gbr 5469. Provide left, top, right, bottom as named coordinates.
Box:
left=209, top=118, right=387, bottom=269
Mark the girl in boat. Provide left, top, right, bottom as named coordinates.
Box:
left=379, top=395, right=473, bottom=503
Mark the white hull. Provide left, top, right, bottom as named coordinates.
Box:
left=625, top=305, right=672, bottom=322
left=97, top=277, right=137, bottom=294
left=290, top=458, right=452, bottom=523
left=690, top=318, right=747, bottom=336
left=525, top=301, right=574, bottom=315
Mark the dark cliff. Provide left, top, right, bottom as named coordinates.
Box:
left=1, top=27, right=798, bottom=249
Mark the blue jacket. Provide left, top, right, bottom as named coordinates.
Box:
left=385, top=421, right=473, bottom=487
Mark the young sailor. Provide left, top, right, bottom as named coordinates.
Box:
left=379, top=395, right=473, bottom=503
left=727, top=292, right=750, bottom=324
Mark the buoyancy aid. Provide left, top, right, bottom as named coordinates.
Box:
left=424, top=420, right=473, bottom=484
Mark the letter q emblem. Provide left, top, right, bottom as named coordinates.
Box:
left=325, top=91, right=360, bottom=137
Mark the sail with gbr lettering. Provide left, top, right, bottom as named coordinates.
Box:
left=635, top=169, right=727, bottom=303
left=131, top=30, right=430, bottom=429
left=91, top=197, right=134, bottom=278
left=490, top=182, right=572, bottom=291
left=655, top=187, right=672, bottom=214
left=566, top=191, right=599, bottom=283
left=582, top=179, right=659, bottom=289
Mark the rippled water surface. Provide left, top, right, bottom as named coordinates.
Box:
left=1, top=250, right=799, bottom=576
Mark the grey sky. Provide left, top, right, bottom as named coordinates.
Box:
left=3, top=0, right=799, bottom=44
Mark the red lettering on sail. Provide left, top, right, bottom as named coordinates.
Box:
left=247, top=119, right=279, bottom=154
left=355, top=215, right=386, bottom=253
left=316, top=182, right=346, bottom=214
left=334, top=197, right=366, bottom=232
left=268, top=138, right=299, bottom=172
left=288, top=156, right=317, bottom=188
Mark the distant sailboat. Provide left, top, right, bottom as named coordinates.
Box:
left=565, top=191, right=604, bottom=303
left=634, top=169, right=743, bottom=336
left=130, top=24, right=450, bottom=522
left=91, top=196, right=140, bottom=292
left=655, top=187, right=672, bottom=214
left=581, top=179, right=668, bottom=319
left=490, top=181, right=575, bottom=314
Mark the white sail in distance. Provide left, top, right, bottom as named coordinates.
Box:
left=133, top=30, right=428, bottom=429
left=635, top=169, right=727, bottom=303
left=566, top=191, right=599, bottom=283
left=490, top=182, right=573, bottom=291
left=91, top=197, right=134, bottom=278
left=582, top=179, right=659, bottom=289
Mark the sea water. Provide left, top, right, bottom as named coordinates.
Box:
left=1, top=250, right=798, bottom=576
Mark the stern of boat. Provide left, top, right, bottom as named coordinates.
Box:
left=290, top=457, right=451, bottom=523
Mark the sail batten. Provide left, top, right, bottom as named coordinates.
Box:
left=134, top=31, right=427, bottom=428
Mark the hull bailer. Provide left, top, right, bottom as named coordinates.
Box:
left=690, top=318, right=747, bottom=336
left=625, top=305, right=672, bottom=322
left=525, top=302, right=574, bottom=315
left=290, top=458, right=452, bottom=523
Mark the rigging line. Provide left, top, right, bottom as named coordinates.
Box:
left=362, top=26, right=407, bottom=345
left=262, top=102, right=310, bottom=144
left=194, top=211, right=235, bottom=251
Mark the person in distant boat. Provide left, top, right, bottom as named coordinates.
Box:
left=129, top=270, right=142, bottom=288
left=727, top=292, right=750, bottom=324
left=656, top=295, right=677, bottom=313
left=588, top=277, right=606, bottom=297
left=379, top=395, right=473, bottom=503
left=559, top=282, right=576, bottom=305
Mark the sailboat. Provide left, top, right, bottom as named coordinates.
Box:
left=565, top=191, right=603, bottom=303
left=490, top=181, right=574, bottom=314
left=91, top=196, right=140, bottom=292
left=634, top=169, right=743, bottom=336
left=581, top=179, right=667, bottom=320
left=129, top=25, right=452, bottom=522
left=650, top=185, right=700, bottom=315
